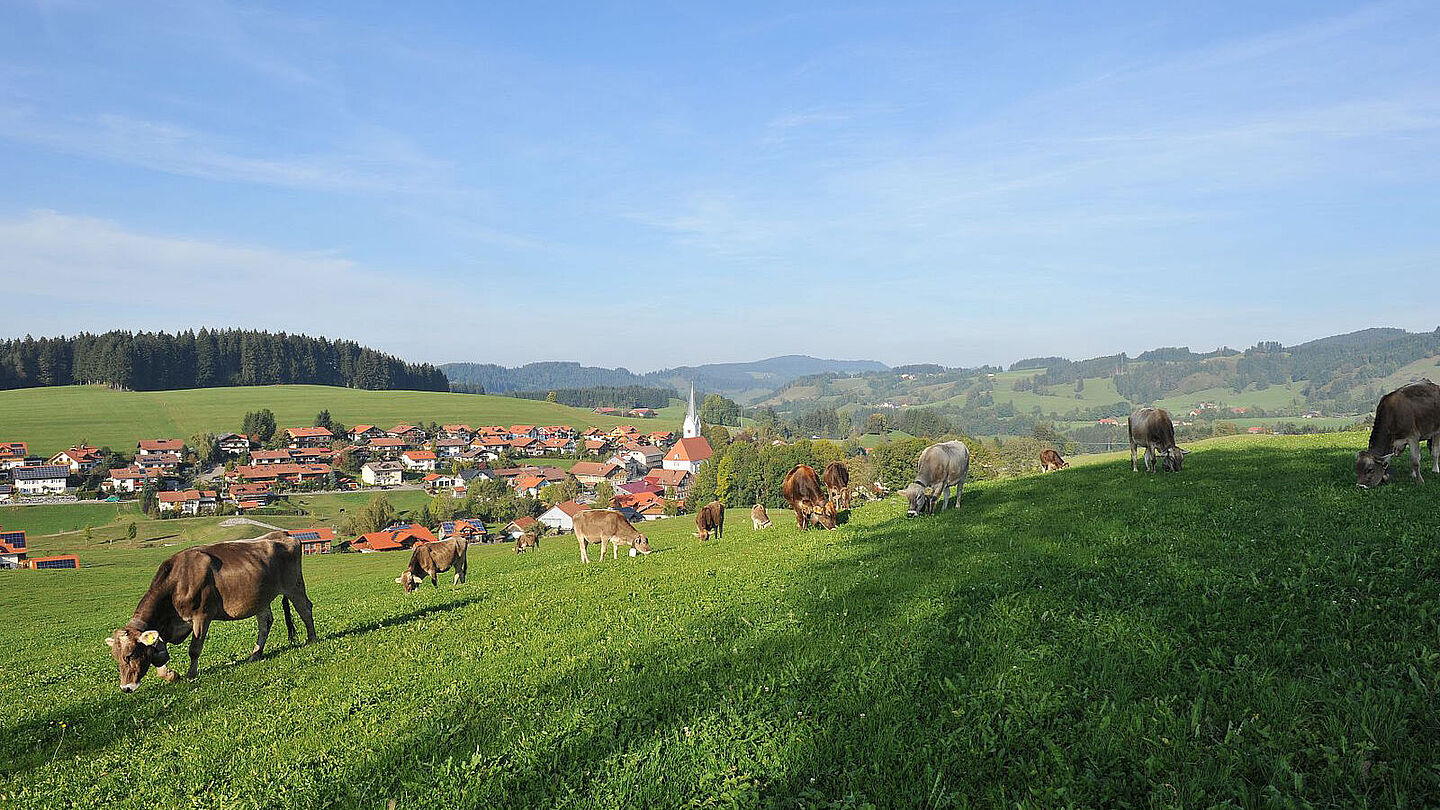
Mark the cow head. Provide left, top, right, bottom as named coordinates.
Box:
left=105, top=627, right=170, bottom=693
left=1355, top=450, right=1392, bottom=488
left=901, top=483, right=931, bottom=517
left=631, top=534, right=653, bottom=555
left=1162, top=446, right=1187, bottom=472
left=396, top=569, right=423, bottom=593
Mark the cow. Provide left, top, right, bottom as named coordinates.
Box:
left=1129, top=407, right=1187, bottom=473
left=575, top=509, right=652, bottom=563
left=751, top=503, right=772, bottom=529
left=514, top=533, right=539, bottom=553
left=823, top=461, right=851, bottom=510
left=105, top=531, right=316, bottom=693
left=696, top=501, right=725, bottom=541
left=782, top=465, right=837, bottom=530
left=1040, top=449, right=1069, bottom=472
left=1356, top=379, right=1440, bottom=488
left=900, top=440, right=970, bottom=517
left=396, top=538, right=467, bottom=593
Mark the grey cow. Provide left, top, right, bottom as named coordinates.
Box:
left=900, top=440, right=970, bottom=517
left=1129, top=407, right=1188, bottom=472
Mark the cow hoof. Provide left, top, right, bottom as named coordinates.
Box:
left=157, top=666, right=180, bottom=682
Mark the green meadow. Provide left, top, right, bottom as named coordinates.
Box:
left=2, top=433, right=1438, bottom=807
left=0, top=385, right=683, bottom=455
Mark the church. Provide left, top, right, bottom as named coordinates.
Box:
left=663, top=382, right=713, bottom=476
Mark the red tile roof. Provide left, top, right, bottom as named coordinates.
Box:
left=138, top=439, right=184, bottom=453
left=285, top=427, right=333, bottom=439
left=665, top=437, right=713, bottom=463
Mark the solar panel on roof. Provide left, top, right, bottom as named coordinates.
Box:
left=35, top=557, right=78, bottom=569
left=0, top=531, right=27, bottom=549
left=290, top=531, right=319, bottom=541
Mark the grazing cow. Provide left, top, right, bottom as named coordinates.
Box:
left=396, top=538, right=467, bottom=593
left=782, top=465, right=837, bottom=530
left=514, top=533, right=539, bottom=553
left=823, top=461, right=851, bottom=510
left=1356, top=380, right=1440, bottom=487
left=1129, top=408, right=1187, bottom=473
left=575, top=509, right=652, bottom=563
left=900, top=440, right=970, bottom=517
left=105, top=531, right=316, bottom=692
left=696, top=501, right=725, bottom=541
left=1040, top=449, right=1069, bottom=472
left=751, top=503, right=772, bottom=529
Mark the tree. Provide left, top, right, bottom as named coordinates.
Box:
left=864, top=412, right=888, bottom=435
left=344, top=495, right=400, bottom=536
left=314, top=410, right=333, bottom=431
left=594, top=480, right=615, bottom=509
left=546, top=391, right=558, bottom=403
left=699, top=394, right=741, bottom=426
left=139, top=484, right=158, bottom=517
left=242, top=409, right=277, bottom=444
left=190, top=432, right=218, bottom=467
left=126, top=522, right=138, bottom=544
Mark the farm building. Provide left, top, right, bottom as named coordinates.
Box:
left=352, top=523, right=437, bottom=552
left=286, top=528, right=335, bottom=554
left=501, top=516, right=538, bottom=540
left=0, top=529, right=28, bottom=569
left=538, top=500, right=586, bottom=533
left=439, top=519, right=489, bottom=543
left=27, top=555, right=80, bottom=570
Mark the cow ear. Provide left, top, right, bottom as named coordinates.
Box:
left=105, top=637, right=116, bottom=648
left=138, top=630, right=160, bottom=646
left=1180, top=448, right=1191, bottom=455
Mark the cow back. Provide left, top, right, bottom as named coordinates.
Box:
left=1129, top=408, right=1176, bottom=447
left=574, top=509, right=641, bottom=542
left=823, top=461, right=849, bottom=491
left=783, top=465, right=824, bottom=505
left=916, top=441, right=969, bottom=487
left=1369, top=380, right=1440, bottom=452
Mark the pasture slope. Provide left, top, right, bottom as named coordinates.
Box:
left=3, top=433, right=1439, bottom=808
left=0, top=384, right=685, bottom=455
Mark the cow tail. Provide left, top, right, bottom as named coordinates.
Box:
left=282, top=596, right=297, bottom=640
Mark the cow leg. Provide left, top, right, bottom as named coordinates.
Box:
left=1430, top=436, right=1439, bottom=474
left=250, top=606, right=274, bottom=662
left=282, top=596, right=297, bottom=643
left=1410, top=437, right=1424, bottom=483
left=1130, top=441, right=1139, bottom=472
left=187, top=616, right=210, bottom=678
left=579, top=537, right=590, bottom=564
left=287, top=587, right=317, bottom=644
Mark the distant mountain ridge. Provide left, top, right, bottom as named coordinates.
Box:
left=441, top=355, right=890, bottom=401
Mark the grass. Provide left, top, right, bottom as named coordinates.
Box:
left=3, top=433, right=1440, bottom=807
left=0, top=385, right=683, bottom=455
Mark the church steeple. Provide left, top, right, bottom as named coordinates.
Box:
left=682, top=382, right=700, bottom=438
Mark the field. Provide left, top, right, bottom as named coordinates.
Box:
left=0, top=385, right=684, bottom=455
left=3, top=433, right=1439, bottom=807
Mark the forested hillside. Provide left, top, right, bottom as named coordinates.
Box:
left=0, top=330, right=449, bottom=392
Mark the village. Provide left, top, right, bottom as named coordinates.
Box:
left=0, top=396, right=715, bottom=568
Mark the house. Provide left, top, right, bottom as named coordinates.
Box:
left=509, top=436, right=543, bottom=456
left=648, top=431, right=676, bottom=446
left=0, top=484, right=13, bottom=503
left=13, top=465, right=70, bottom=496
left=104, top=465, right=164, bottom=494
left=541, top=436, right=576, bottom=454
left=538, top=500, right=586, bottom=533
left=48, top=445, right=103, bottom=474
left=232, top=463, right=333, bottom=486
left=582, top=439, right=611, bottom=456
left=361, top=461, right=404, bottom=487
left=473, top=436, right=511, bottom=456
left=352, top=523, right=436, bottom=552
left=422, top=472, right=459, bottom=492
left=401, top=450, right=438, bottom=471
left=249, top=449, right=296, bottom=465
left=348, top=425, right=385, bottom=443
left=0, top=441, right=29, bottom=469
left=289, top=447, right=332, bottom=464
left=366, top=436, right=408, bottom=458
left=135, top=453, right=182, bottom=472
left=227, top=482, right=274, bottom=510
left=509, top=425, right=538, bottom=439
left=645, top=468, right=693, bottom=499
left=286, top=528, right=335, bottom=555
left=0, top=529, right=28, bottom=569
left=613, top=490, right=666, bottom=520
left=620, top=445, right=664, bottom=471
left=26, top=554, right=80, bottom=570
left=285, top=427, right=334, bottom=448
left=137, top=438, right=185, bottom=456
left=501, top=516, right=538, bottom=540
left=440, top=424, right=474, bottom=441
left=618, top=480, right=663, bottom=498
left=1231, top=407, right=1249, bottom=415
left=1247, top=426, right=1266, bottom=434
left=1097, top=417, right=1120, bottom=426
left=629, top=408, right=657, bottom=418
left=386, top=424, right=427, bottom=446
left=662, top=437, right=713, bottom=476
left=157, top=489, right=219, bottom=516
left=570, top=461, right=628, bottom=488
left=434, top=438, right=469, bottom=457
left=439, top=518, right=488, bottom=543
left=215, top=433, right=254, bottom=456
left=593, top=406, right=618, bottom=415
left=512, top=474, right=547, bottom=498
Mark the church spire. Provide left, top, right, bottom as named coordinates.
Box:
left=682, top=381, right=700, bottom=438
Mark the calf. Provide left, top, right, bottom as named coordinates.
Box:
left=396, top=538, right=467, bottom=592
left=514, top=533, right=539, bottom=553
left=696, top=501, right=725, bottom=541
left=900, top=440, right=970, bottom=517
left=105, top=531, right=316, bottom=692
left=782, top=465, right=837, bottom=530
left=575, top=509, right=652, bottom=563
left=823, top=461, right=851, bottom=510
left=1356, top=379, right=1440, bottom=487
left=1129, top=408, right=1187, bottom=473
left=751, top=503, right=772, bottom=530
left=1040, top=449, right=1068, bottom=472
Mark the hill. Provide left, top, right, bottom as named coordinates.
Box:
left=3, top=433, right=1437, bottom=806
left=0, top=384, right=684, bottom=455
left=441, top=355, right=890, bottom=401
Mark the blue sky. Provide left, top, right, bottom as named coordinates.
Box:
left=2, top=1, right=1437, bottom=370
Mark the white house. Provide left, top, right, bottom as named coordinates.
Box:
left=361, top=461, right=404, bottom=487
left=401, top=450, right=438, bottom=471
left=662, top=437, right=713, bottom=476
left=157, top=489, right=218, bottom=516
left=538, top=500, right=586, bottom=533
left=12, top=465, right=70, bottom=496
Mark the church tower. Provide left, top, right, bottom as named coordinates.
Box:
left=682, top=382, right=700, bottom=439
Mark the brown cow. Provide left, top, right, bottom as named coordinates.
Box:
left=105, top=531, right=316, bottom=692
left=1040, top=449, right=1068, bottom=471
left=396, top=538, right=467, bottom=592
left=575, top=509, right=652, bottom=563
left=696, top=501, right=725, bottom=541
left=823, top=461, right=851, bottom=510
left=1356, top=379, right=1440, bottom=487
left=514, top=533, right=539, bottom=553
left=751, top=503, right=772, bottom=529
left=1129, top=407, right=1187, bottom=473
left=782, top=465, right=837, bottom=530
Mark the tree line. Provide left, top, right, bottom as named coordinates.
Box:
left=509, top=386, right=674, bottom=410
left=0, top=330, right=449, bottom=392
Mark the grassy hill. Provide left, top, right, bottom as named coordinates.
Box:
left=3, top=433, right=1438, bottom=807
left=0, top=385, right=683, bottom=455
